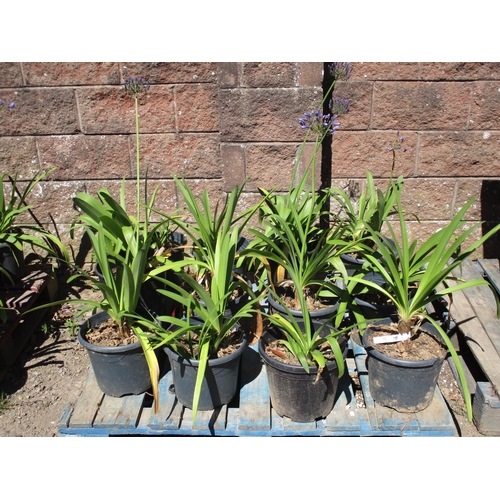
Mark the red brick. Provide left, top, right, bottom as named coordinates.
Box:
left=372, top=81, right=472, bottom=130
left=77, top=85, right=175, bottom=134
left=23, top=63, right=120, bottom=86
left=0, top=62, right=23, bottom=87
left=245, top=144, right=299, bottom=192
left=453, top=178, right=483, bottom=220
left=418, top=131, right=500, bottom=177
left=0, top=88, right=79, bottom=135
left=243, top=63, right=299, bottom=88
left=298, top=63, right=323, bottom=87
left=221, top=144, right=246, bottom=190
left=219, top=88, right=322, bottom=142
left=399, top=177, right=456, bottom=220
left=37, top=135, right=131, bottom=180
left=134, top=133, right=221, bottom=179
left=122, top=63, right=218, bottom=83
left=330, top=81, right=373, bottom=130
left=218, top=63, right=243, bottom=88
left=350, top=62, right=420, bottom=81
left=175, top=83, right=219, bottom=132
left=469, top=81, right=500, bottom=129
left=420, top=63, right=500, bottom=81
left=0, top=137, right=38, bottom=177
left=331, top=131, right=416, bottom=179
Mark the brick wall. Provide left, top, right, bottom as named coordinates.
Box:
left=1, top=62, right=499, bottom=261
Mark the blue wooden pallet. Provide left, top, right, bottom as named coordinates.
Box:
left=58, top=341, right=457, bottom=437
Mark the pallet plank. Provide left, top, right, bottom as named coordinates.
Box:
left=443, top=263, right=500, bottom=393
left=453, top=260, right=500, bottom=355
left=238, top=345, right=271, bottom=431
left=66, top=369, right=104, bottom=428
left=148, top=371, right=183, bottom=430
left=93, top=393, right=145, bottom=429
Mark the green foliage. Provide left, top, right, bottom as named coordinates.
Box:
left=349, top=196, right=500, bottom=421
left=264, top=293, right=350, bottom=376
left=137, top=178, right=267, bottom=423
left=0, top=169, right=70, bottom=265
left=142, top=226, right=262, bottom=423
left=0, top=391, right=11, bottom=413
left=330, top=170, right=404, bottom=246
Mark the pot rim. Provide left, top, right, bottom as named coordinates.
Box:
left=259, top=324, right=347, bottom=374
left=78, top=311, right=142, bottom=354
left=267, top=280, right=340, bottom=317
left=163, top=327, right=249, bottom=368
left=362, top=319, right=446, bottom=368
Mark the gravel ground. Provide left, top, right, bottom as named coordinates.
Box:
left=0, top=274, right=487, bottom=438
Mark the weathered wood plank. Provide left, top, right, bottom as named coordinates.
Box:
left=93, top=393, right=145, bottom=429
left=326, top=358, right=367, bottom=434
left=452, top=260, right=500, bottom=355
left=148, top=371, right=183, bottom=430
left=192, top=405, right=228, bottom=431
left=473, top=381, right=500, bottom=435
left=67, top=369, right=104, bottom=428
left=238, top=345, right=271, bottom=431
left=478, top=259, right=500, bottom=296
left=442, top=262, right=500, bottom=393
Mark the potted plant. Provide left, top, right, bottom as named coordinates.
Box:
left=139, top=225, right=262, bottom=424
left=242, top=108, right=364, bottom=327
left=258, top=278, right=352, bottom=422
left=349, top=195, right=500, bottom=420
left=136, top=177, right=266, bottom=423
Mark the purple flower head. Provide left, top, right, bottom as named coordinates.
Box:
left=123, top=76, right=151, bottom=97
left=299, top=109, right=340, bottom=136
left=388, top=131, right=407, bottom=152
left=330, top=97, right=350, bottom=116
left=328, top=62, right=353, bottom=82
left=0, top=98, right=15, bottom=111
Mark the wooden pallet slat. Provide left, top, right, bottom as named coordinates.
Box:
left=65, top=369, right=104, bottom=428
left=238, top=345, right=271, bottom=432
left=93, top=392, right=146, bottom=429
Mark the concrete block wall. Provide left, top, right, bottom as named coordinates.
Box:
left=1, top=62, right=499, bottom=261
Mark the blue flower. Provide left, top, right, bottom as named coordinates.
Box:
left=388, top=131, right=407, bottom=152
left=0, top=98, right=15, bottom=111
left=123, top=77, right=151, bottom=97
left=330, top=98, right=350, bottom=116
left=328, top=62, right=353, bottom=82
left=299, top=109, right=340, bottom=136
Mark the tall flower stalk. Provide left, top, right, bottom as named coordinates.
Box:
left=123, top=76, right=150, bottom=233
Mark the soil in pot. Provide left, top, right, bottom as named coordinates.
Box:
left=268, top=281, right=339, bottom=320
left=365, top=320, right=447, bottom=362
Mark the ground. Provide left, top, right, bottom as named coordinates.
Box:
left=0, top=273, right=487, bottom=437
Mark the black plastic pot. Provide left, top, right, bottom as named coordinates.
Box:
left=267, top=281, right=340, bottom=324
left=164, top=324, right=248, bottom=411
left=259, top=322, right=348, bottom=422
left=0, top=242, right=25, bottom=282
left=362, top=317, right=446, bottom=413
left=78, top=311, right=155, bottom=397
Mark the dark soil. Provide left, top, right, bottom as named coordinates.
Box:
left=366, top=321, right=447, bottom=361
